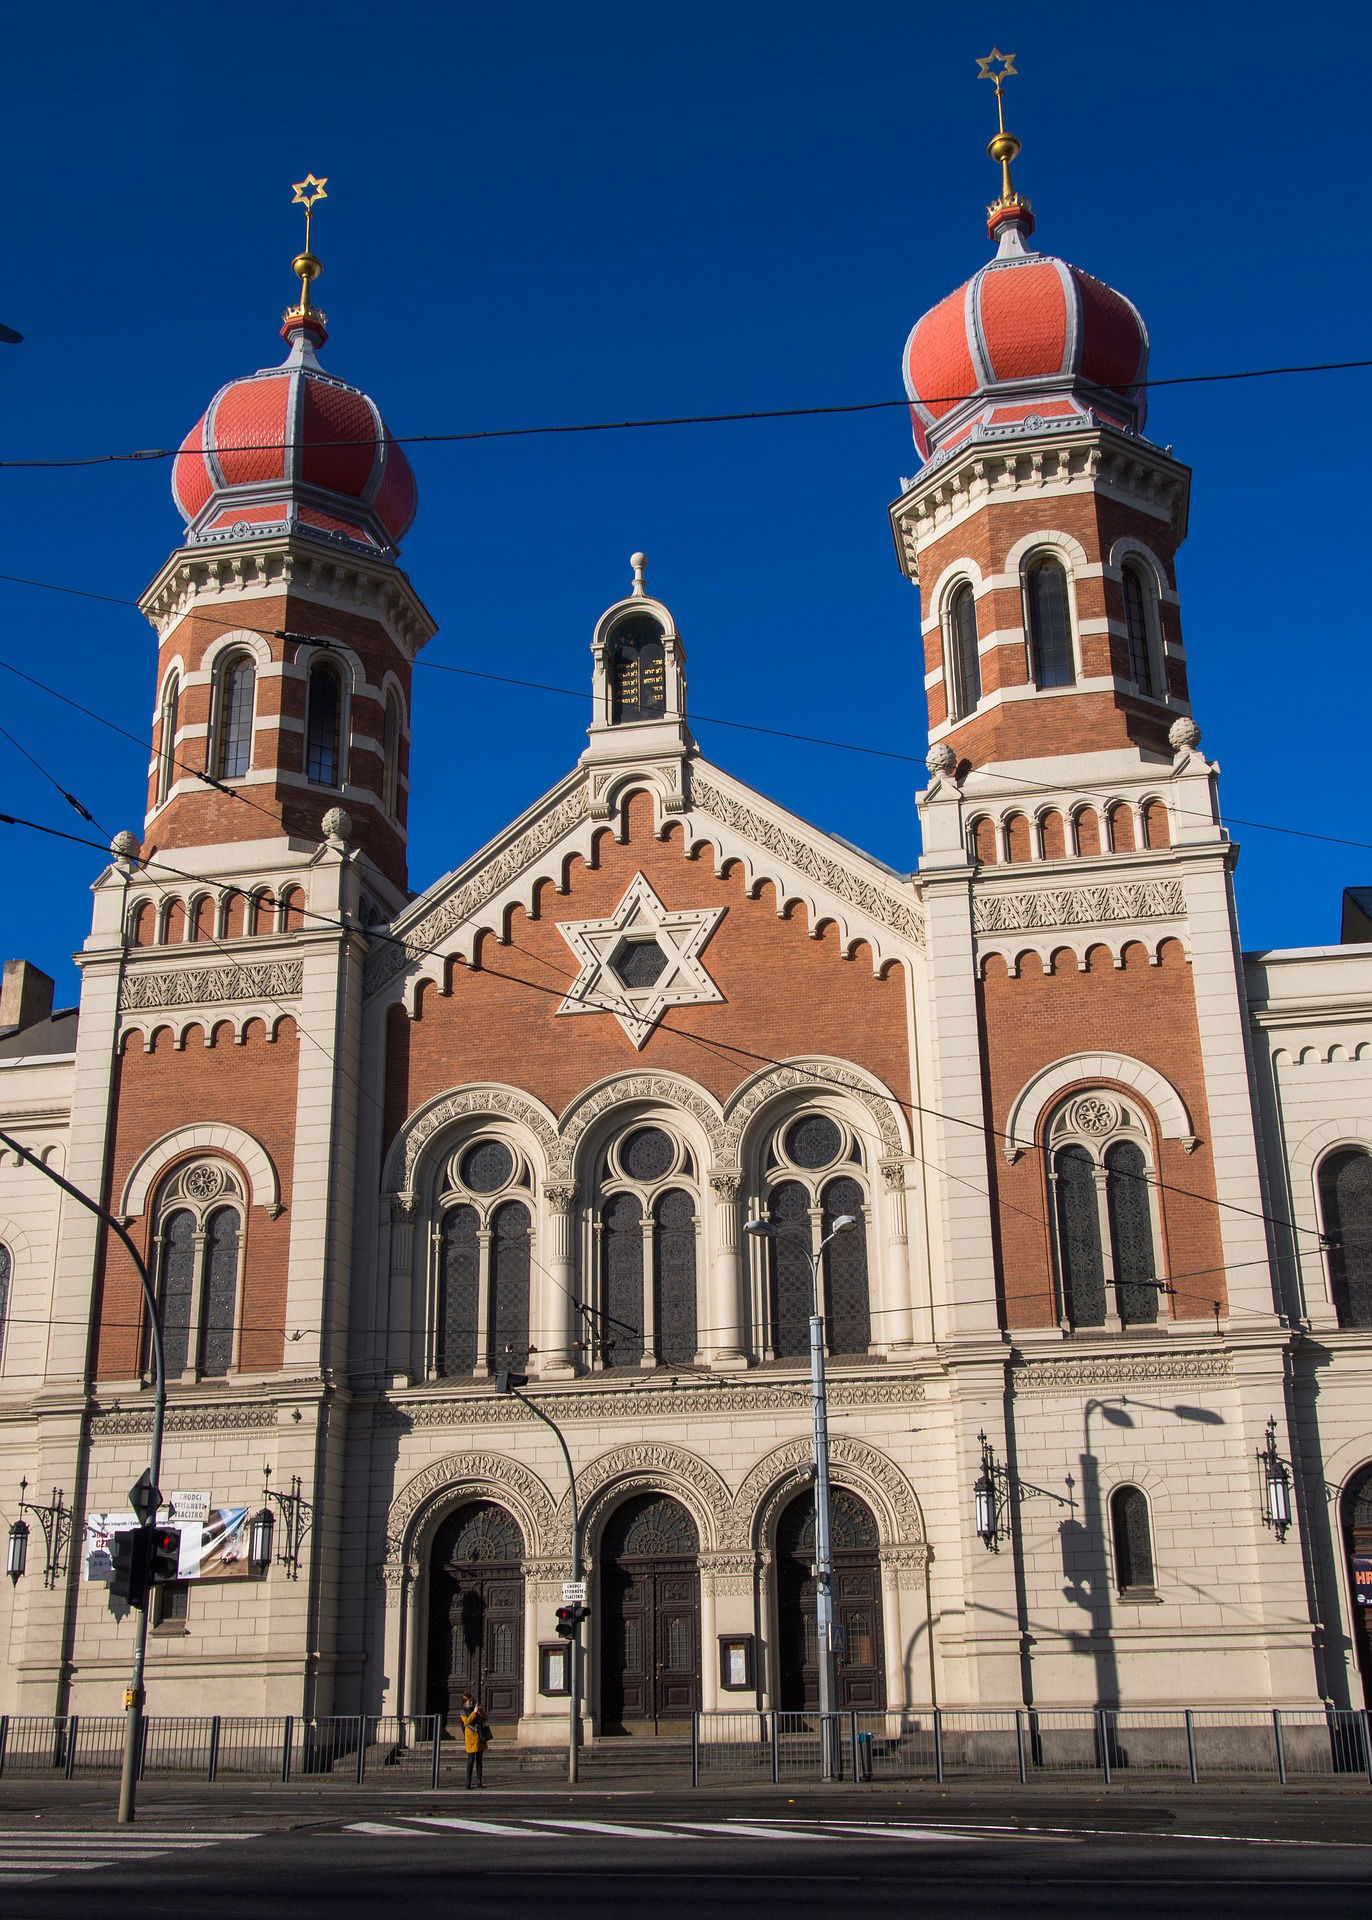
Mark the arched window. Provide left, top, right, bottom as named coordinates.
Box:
left=1025, top=557, right=1075, bottom=688
left=1318, top=1149, right=1372, bottom=1329
left=1110, top=1486, right=1156, bottom=1593
left=597, top=1125, right=697, bottom=1367
left=383, top=689, right=403, bottom=816
left=608, top=616, right=666, bottom=724
left=152, top=1161, right=246, bottom=1377
left=156, top=673, right=180, bottom=806
left=1048, top=1095, right=1161, bottom=1330
left=0, top=1241, right=11, bottom=1369
left=434, top=1138, right=533, bottom=1376
left=215, top=653, right=256, bottom=780
left=946, top=583, right=981, bottom=720
left=1121, top=563, right=1156, bottom=697
left=762, top=1113, right=871, bottom=1360
left=305, top=661, right=343, bottom=786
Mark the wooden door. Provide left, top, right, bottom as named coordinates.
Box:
left=776, top=1487, right=886, bottom=1712
left=425, top=1502, right=525, bottom=1726
left=599, top=1493, right=701, bottom=1731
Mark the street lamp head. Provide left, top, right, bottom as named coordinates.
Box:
left=742, top=1219, right=772, bottom=1236
left=831, top=1215, right=857, bottom=1231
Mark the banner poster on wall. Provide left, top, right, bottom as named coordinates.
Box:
left=1353, top=1554, right=1372, bottom=1607
left=84, top=1493, right=253, bottom=1582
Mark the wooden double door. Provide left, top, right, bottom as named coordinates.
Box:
left=776, top=1487, right=886, bottom=1712
left=426, top=1501, right=524, bottom=1725
left=599, top=1493, right=701, bottom=1731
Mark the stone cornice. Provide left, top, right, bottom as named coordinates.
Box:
left=139, top=536, right=436, bottom=657
left=889, top=429, right=1192, bottom=583
left=375, top=1372, right=928, bottom=1428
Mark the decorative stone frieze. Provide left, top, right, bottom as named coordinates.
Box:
left=375, top=1375, right=926, bottom=1428
left=91, top=1403, right=279, bottom=1436
left=120, top=959, right=304, bottom=1011
left=973, top=878, right=1185, bottom=935
left=1012, top=1350, right=1234, bottom=1394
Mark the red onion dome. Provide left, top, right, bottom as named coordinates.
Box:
left=172, top=312, right=417, bottom=560
left=902, top=213, right=1149, bottom=466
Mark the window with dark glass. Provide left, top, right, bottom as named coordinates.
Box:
left=438, top=1205, right=480, bottom=1375
left=156, top=675, right=180, bottom=805
left=947, top=583, right=982, bottom=719
left=383, top=690, right=403, bottom=815
left=200, top=1206, right=241, bottom=1376
left=1121, top=564, right=1156, bottom=697
left=653, top=1190, right=697, bottom=1367
left=1104, top=1141, right=1159, bottom=1326
left=1111, top=1486, right=1155, bottom=1591
left=1025, top=557, right=1075, bottom=688
left=152, top=1165, right=246, bottom=1378
left=157, top=1209, right=197, bottom=1376
left=767, top=1180, right=812, bottom=1359
left=602, top=1191, right=644, bottom=1364
left=609, top=616, right=667, bottom=724
left=305, top=662, right=343, bottom=786
left=489, top=1201, right=531, bottom=1371
left=822, top=1177, right=870, bottom=1355
left=217, top=655, right=256, bottom=779
left=1319, top=1148, right=1372, bottom=1329
left=1055, top=1144, right=1107, bottom=1328
left=0, top=1241, right=12, bottom=1365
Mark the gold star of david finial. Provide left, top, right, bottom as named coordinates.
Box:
left=975, top=49, right=1031, bottom=224
left=285, top=173, right=329, bottom=326
left=977, top=48, right=1017, bottom=85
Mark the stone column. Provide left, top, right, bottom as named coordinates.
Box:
left=387, top=1193, right=419, bottom=1382
left=541, top=1186, right=579, bottom=1377
left=879, top=1160, right=914, bottom=1350
left=705, top=1171, right=748, bottom=1368
left=473, top=1227, right=494, bottom=1375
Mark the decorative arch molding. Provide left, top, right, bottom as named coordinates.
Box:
left=560, top=1442, right=731, bottom=1555
left=1002, top=527, right=1093, bottom=578
left=1003, top=1052, right=1195, bottom=1164
left=385, top=1083, right=561, bottom=1198
left=978, top=932, right=1186, bottom=978
left=723, top=1058, right=909, bottom=1161
left=926, top=555, right=988, bottom=627
left=383, top=1450, right=559, bottom=1568
left=1106, top=535, right=1175, bottom=601
left=195, top=626, right=274, bottom=675
left=120, top=1123, right=281, bottom=1218
left=722, top=1436, right=925, bottom=1553
left=556, top=1073, right=728, bottom=1180
left=1285, top=1119, right=1372, bottom=1271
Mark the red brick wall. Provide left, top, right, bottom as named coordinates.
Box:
left=977, top=938, right=1223, bottom=1327
left=385, top=790, right=911, bottom=1146
left=96, top=1018, right=300, bottom=1376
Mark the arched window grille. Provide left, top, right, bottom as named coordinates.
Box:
left=597, top=1125, right=697, bottom=1367
left=1318, top=1148, right=1372, bottom=1329
left=1121, top=563, right=1156, bottom=698
left=1025, top=557, right=1075, bottom=689
left=1048, top=1095, right=1162, bottom=1330
left=434, top=1139, right=533, bottom=1375
left=156, top=673, right=180, bottom=805
left=0, top=1241, right=11, bottom=1368
left=216, top=654, right=256, bottom=780
left=946, top=583, right=981, bottom=720
left=151, top=1161, right=246, bottom=1378
left=1110, top=1485, right=1156, bottom=1592
left=608, top=616, right=667, bottom=724
left=383, top=689, right=403, bottom=816
left=762, top=1114, right=871, bottom=1360
left=305, top=661, right=343, bottom=787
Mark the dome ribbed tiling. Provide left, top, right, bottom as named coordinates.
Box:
left=902, top=223, right=1149, bottom=466
left=171, top=317, right=417, bottom=560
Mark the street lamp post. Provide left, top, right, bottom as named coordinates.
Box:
left=0, top=1126, right=166, bottom=1826
left=496, top=1372, right=583, bottom=1785
left=745, top=1210, right=856, bottom=1781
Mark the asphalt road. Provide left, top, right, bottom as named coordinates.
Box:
left=1, top=1786, right=1371, bottom=1920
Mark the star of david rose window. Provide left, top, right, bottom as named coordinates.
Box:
left=556, top=873, right=725, bottom=1048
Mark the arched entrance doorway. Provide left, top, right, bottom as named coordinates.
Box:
left=1343, top=1464, right=1372, bottom=1710
left=599, top=1493, right=700, bottom=1733
left=425, top=1500, right=525, bottom=1727
left=776, top=1486, right=886, bottom=1710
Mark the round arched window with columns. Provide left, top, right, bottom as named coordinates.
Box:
left=757, top=1110, right=871, bottom=1360
left=595, top=1122, right=699, bottom=1370
left=1046, top=1095, right=1164, bottom=1330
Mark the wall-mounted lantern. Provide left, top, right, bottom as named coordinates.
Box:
left=973, top=1432, right=1010, bottom=1552
left=1259, top=1417, right=1292, bottom=1542
left=260, top=1465, right=313, bottom=1580
left=7, top=1481, right=71, bottom=1588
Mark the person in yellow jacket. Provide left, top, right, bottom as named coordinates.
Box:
left=458, top=1691, right=490, bottom=1788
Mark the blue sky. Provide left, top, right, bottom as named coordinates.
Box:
left=0, top=1, right=1365, bottom=1005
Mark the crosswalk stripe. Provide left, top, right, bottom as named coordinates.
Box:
left=345, top=1823, right=435, bottom=1836
left=667, top=1823, right=832, bottom=1840
left=412, top=1817, right=554, bottom=1838
left=527, top=1819, right=681, bottom=1839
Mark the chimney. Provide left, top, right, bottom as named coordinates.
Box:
left=0, top=960, right=55, bottom=1034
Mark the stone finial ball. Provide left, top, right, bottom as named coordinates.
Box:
left=321, top=806, right=353, bottom=843
left=1168, top=716, right=1202, bottom=752
left=926, top=743, right=957, bottom=776
left=110, top=830, right=141, bottom=860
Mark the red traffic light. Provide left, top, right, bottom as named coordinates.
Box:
left=148, top=1526, right=182, bottom=1585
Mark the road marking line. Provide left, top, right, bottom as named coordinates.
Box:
left=667, top=1823, right=832, bottom=1840
left=527, top=1820, right=683, bottom=1839
left=412, top=1817, right=554, bottom=1837
left=345, top=1823, right=435, bottom=1836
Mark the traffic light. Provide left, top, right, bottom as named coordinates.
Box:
left=109, top=1529, right=152, bottom=1610
left=495, top=1369, right=529, bottom=1393
left=149, top=1527, right=181, bottom=1585
left=555, top=1605, right=576, bottom=1639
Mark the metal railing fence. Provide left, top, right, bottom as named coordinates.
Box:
left=0, top=1714, right=442, bottom=1784
left=692, top=1706, right=1372, bottom=1786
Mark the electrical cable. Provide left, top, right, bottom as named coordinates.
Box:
left=0, top=357, right=1367, bottom=470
